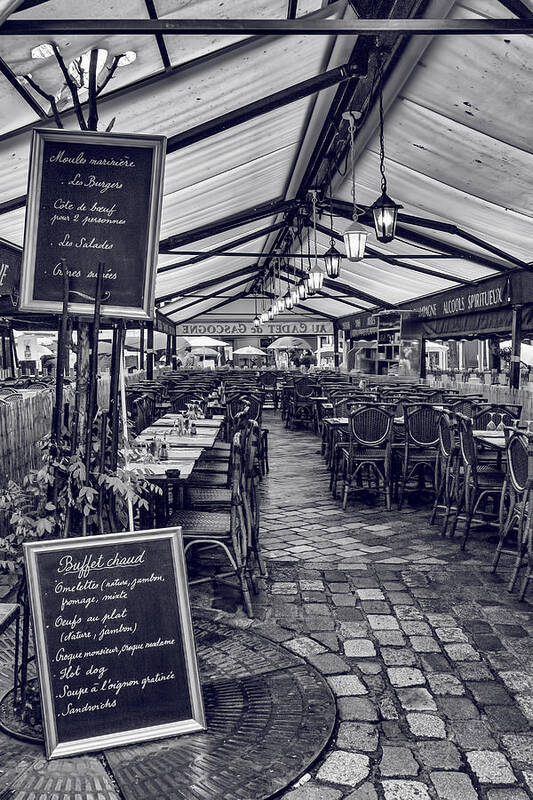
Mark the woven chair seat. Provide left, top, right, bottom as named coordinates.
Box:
left=406, top=448, right=438, bottom=461
left=169, top=509, right=230, bottom=534
left=188, top=473, right=228, bottom=487
left=194, top=462, right=229, bottom=474
left=353, top=447, right=388, bottom=459
left=187, top=487, right=232, bottom=506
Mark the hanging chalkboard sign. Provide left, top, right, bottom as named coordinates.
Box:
left=19, top=128, right=166, bottom=320
left=24, top=528, right=205, bottom=759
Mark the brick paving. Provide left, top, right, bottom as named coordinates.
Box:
left=0, top=408, right=532, bottom=799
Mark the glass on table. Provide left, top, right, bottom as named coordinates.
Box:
left=496, top=413, right=505, bottom=431
left=486, top=412, right=496, bottom=431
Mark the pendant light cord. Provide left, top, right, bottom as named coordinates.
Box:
left=378, top=60, right=387, bottom=195
left=349, top=113, right=359, bottom=222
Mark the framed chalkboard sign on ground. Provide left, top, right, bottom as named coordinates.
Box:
left=24, top=528, right=205, bottom=759
left=19, top=128, right=166, bottom=320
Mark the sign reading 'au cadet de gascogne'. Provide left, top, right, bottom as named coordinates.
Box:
left=19, top=128, right=166, bottom=320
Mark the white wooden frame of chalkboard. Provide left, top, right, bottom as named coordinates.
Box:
left=24, top=528, right=205, bottom=759
left=19, top=128, right=166, bottom=320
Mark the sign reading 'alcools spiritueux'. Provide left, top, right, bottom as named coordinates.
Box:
left=19, top=129, right=166, bottom=320
left=175, top=319, right=334, bottom=336
left=24, top=529, right=205, bottom=759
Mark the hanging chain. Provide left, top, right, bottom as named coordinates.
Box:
left=310, top=189, right=318, bottom=270
left=349, top=113, right=359, bottom=221
left=378, top=59, right=387, bottom=195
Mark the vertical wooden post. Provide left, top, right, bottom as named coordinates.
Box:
left=109, top=321, right=124, bottom=471
left=146, top=323, right=154, bottom=380
left=332, top=321, right=339, bottom=369
left=139, top=326, right=145, bottom=371
left=10, top=329, right=18, bottom=376
left=375, top=316, right=380, bottom=375
left=170, top=334, right=177, bottom=368
left=489, top=336, right=501, bottom=371
left=84, top=262, right=104, bottom=476
left=419, top=338, right=427, bottom=380
left=510, top=305, right=522, bottom=390
left=51, top=261, right=69, bottom=448
left=166, top=334, right=171, bottom=366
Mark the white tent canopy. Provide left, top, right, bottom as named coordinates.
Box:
left=0, top=1, right=530, bottom=329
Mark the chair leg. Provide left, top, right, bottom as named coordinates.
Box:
left=448, top=484, right=465, bottom=539
left=430, top=470, right=446, bottom=525
left=342, top=479, right=350, bottom=510
left=238, top=566, right=254, bottom=618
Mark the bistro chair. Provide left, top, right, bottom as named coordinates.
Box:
left=338, top=405, right=395, bottom=510
left=448, top=398, right=483, bottom=418
left=491, top=428, right=530, bottom=591
left=473, top=403, right=522, bottom=430
left=449, top=414, right=506, bottom=549
left=285, top=376, right=318, bottom=430
left=397, top=404, right=440, bottom=510
left=169, top=432, right=254, bottom=617
left=430, top=412, right=459, bottom=534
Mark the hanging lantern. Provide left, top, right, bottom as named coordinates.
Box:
left=285, top=290, right=294, bottom=310
left=298, top=281, right=308, bottom=300
left=291, top=287, right=299, bottom=306
left=323, top=243, right=343, bottom=277
left=343, top=220, right=367, bottom=262
left=253, top=315, right=260, bottom=327
left=371, top=62, right=402, bottom=244
left=371, top=191, right=402, bottom=243
left=260, top=311, right=268, bottom=324
left=308, top=265, right=324, bottom=294
left=276, top=296, right=285, bottom=314
left=268, top=307, right=274, bottom=320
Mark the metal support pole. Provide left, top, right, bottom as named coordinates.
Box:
left=510, top=305, right=522, bottom=390
left=420, top=338, right=427, bottom=380
left=332, top=321, right=339, bottom=369
left=139, top=326, right=145, bottom=370
left=146, top=323, right=154, bottom=380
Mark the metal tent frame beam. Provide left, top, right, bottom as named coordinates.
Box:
left=168, top=290, right=249, bottom=324
left=160, top=273, right=257, bottom=316
left=156, top=263, right=259, bottom=304
left=160, top=199, right=294, bottom=251
left=313, top=220, right=473, bottom=285
left=2, top=19, right=532, bottom=35
left=327, top=198, right=527, bottom=272
left=158, top=223, right=285, bottom=273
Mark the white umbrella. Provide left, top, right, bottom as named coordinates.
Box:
left=233, top=345, right=266, bottom=356
left=267, top=336, right=310, bottom=350
left=184, top=335, right=227, bottom=347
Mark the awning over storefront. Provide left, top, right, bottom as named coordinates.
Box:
left=342, top=271, right=533, bottom=340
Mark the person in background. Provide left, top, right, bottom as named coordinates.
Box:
left=183, top=346, right=197, bottom=369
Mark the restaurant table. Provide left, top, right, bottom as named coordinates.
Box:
left=133, top=415, right=224, bottom=521
left=472, top=431, right=506, bottom=450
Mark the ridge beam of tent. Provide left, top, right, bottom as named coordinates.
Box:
left=3, top=19, right=533, bottom=36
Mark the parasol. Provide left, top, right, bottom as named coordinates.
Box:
left=267, top=336, right=310, bottom=350
left=233, top=345, right=266, bottom=356
left=184, top=335, right=227, bottom=348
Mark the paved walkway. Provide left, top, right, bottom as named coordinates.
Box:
left=256, top=410, right=533, bottom=800
left=0, top=409, right=532, bottom=800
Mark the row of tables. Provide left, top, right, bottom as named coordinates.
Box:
left=131, top=413, right=225, bottom=514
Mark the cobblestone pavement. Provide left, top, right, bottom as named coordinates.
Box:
left=254, top=411, right=533, bottom=800
left=0, top=409, right=532, bottom=800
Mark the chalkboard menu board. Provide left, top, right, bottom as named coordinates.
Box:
left=24, top=529, right=205, bottom=759
left=19, top=129, right=166, bottom=320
